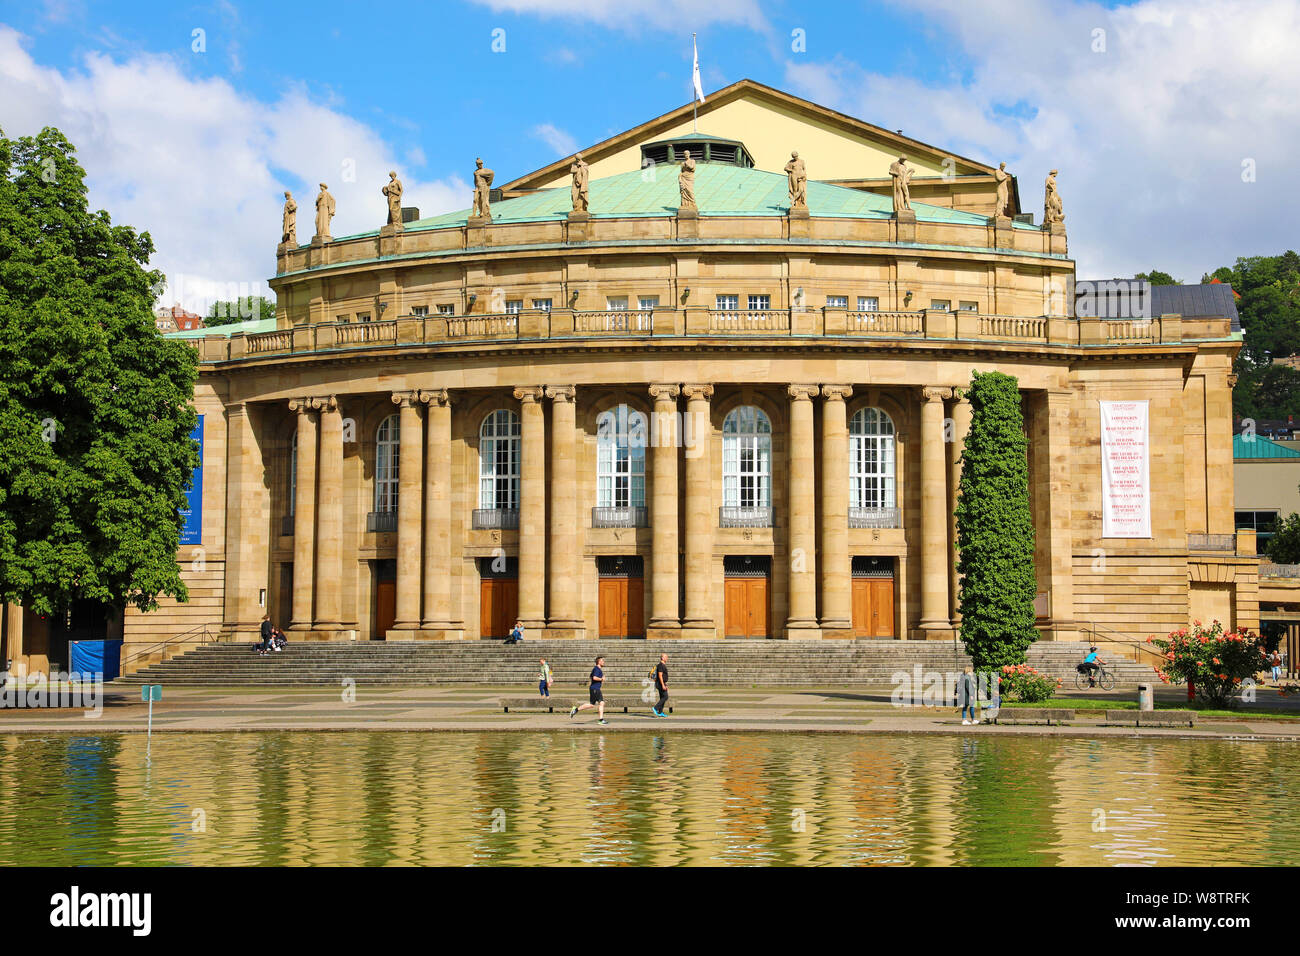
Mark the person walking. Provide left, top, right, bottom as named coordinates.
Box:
left=958, top=664, right=978, bottom=725
left=652, top=653, right=670, bottom=717
left=256, top=613, right=274, bottom=656
left=570, top=655, right=607, bottom=724
left=538, top=657, right=553, bottom=699
left=1270, top=649, right=1283, bottom=685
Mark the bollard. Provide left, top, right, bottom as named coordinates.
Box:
left=1138, top=683, right=1154, bottom=712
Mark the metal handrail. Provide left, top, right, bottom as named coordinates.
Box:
left=119, top=622, right=218, bottom=672
left=1078, top=621, right=1166, bottom=666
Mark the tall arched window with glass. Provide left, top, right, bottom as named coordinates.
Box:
left=375, top=415, right=400, bottom=514
left=595, top=405, right=647, bottom=526
left=849, top=407, right=897, bottom=527
left=722, top=405, right=772, bottom=526
left=478, top=409, right=521, bottom=512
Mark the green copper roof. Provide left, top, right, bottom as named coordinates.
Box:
left=1234, top=433, right=1300, bottom=459
left=388, top=165, right=1024, bottom=234
left=164, top=317, right=276, bottom=339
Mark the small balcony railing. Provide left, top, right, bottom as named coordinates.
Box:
left=473, top=508, right=519, bottom=530
left=1188, top=533, right=1235, bottom=551
left=720, top=505, right=773, bottom=528
left=281, top=514, right=295, bottom=536
left=1261, top=563, right=1300, bottom=578
left=849, top=506, right=902, bottom=529
left=367, top=510, right=398, bottom=533
left=575, top=310, right=653, bottom=334
left=592, top=506, right=648, bottom=528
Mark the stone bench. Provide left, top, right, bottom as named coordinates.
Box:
left=989, top=707, right=1077, bottom=725
left=499, top=696, right=674, bottom=714
left=1105, top=710, right=1196, bottom=727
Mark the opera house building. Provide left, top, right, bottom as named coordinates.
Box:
left=117, top=80, right=1253, bottom=657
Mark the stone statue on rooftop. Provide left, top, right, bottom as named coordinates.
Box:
left=1043, top=168, right=1064, bottom=225
left=313, top=183, right=335, bottom=241
left=281, top=190, right=297, bottom=246
left=994, top=162, right=1010, bottom=219
left=889, top=155, right=913, bottom=214
left=382, top=171, right=404, bottom=228
left=570, top=152, right=589, bottom=213
left=472, top=158, right=494, bottom=220
left=679, top=149, right=697, bottom=210
left=785, top=150, right=807, bottom=212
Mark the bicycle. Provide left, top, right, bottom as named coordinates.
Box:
left=1074, top=662, right=1115, bottom=691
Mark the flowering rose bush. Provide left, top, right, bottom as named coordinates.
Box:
left=1148, top=620, right=1267, bottom=708
left=998, top=664, right=1061, bottom=703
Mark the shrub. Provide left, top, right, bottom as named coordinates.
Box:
left=1148, top=621, right=1267, bottom=708
left=998, top=664, right=1061, bottom=703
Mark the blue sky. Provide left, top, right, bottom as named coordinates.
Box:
left=2, top=0, right=1296, bottom=311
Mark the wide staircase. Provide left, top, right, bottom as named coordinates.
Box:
left=117, top=640, right=1157, bottom=688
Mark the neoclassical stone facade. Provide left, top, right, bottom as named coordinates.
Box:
left=117, top=84, right=1256, bottom=658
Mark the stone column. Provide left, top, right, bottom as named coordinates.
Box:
left=820, top=385, right=853, bottom=635
left=545, top=385, right=584, bottom=638
left=288, top=399, right=317, bottom=632
left=919, top=386, right=953, bottom=635
left=948, top=389, right=973, bottom=624
left=681, top=384, right=716, bottom=638
left=648, top=385, right=681, bottom=637
left=515, top=387, right=547, bottom=631
left=786, top=384, right=821, bottom=639
left=1045, top=389, right=1076, bottom=639
left=390, top=390, right=423, bottom=635
left=313, top=396, right=344, bottom=631
left=420, top=389, right=462, bottom=639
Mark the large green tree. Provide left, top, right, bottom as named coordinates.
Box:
left=1216, top=251, right=1300, bottom=418
left=955, top=371, right=1038, bottom=670
left=206, top=295, right=274, bottom=327
left=0, top=126, right=199, bottom=616
left=1135, top=269, right=1179, bottom=285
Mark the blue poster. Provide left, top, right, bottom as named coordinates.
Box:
left=179, top=414, right=204, bottom=545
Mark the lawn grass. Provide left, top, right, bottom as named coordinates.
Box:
left=1000, top=697, right=1300, bottom=720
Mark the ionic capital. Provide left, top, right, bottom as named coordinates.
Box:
left=648, top=383, right=681, bottom=403
left=682, top=383, right=714, bottom=401
left=288, top=397, right=313, bottom=414
left=544, top=385, right=576, bottom=403
left=390, top=390, right=420, bottom=408
left=419, top=388, right=451, bottom=407
left=788, top=384, right=819, bottom=402
left=513, top=386, right=545, bottom=404
left=921, top=386, right=953, bottom=403
left=310, top=395, right=339, bottom=413
left=950, top=386, right=969, bottom=404
left=821, top=384, right=854, bottom=402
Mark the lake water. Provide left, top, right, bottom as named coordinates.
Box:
left=0, top=731, right=1293, bottom=866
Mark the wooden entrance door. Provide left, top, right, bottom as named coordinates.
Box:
left=597, top=556, right=644, bottom=638
left=723, top=557, right=770, bottom=638
left=375, top=579, right=396, bottom=639
left=851, top=557, right=895, bottom=637
left=479, top=578, right=518, bottom=639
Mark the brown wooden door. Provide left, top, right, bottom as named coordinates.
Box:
left=626, top=577, right=645, bottom=638
left=375, top=579, right=396, bottom=639
left=598, top=577, right=646, bottom=638
left=480, top=578, right=518, bottom=639
left=724, top=576, right=769, bottom=638
left=852, top=577, right=895, bottom=638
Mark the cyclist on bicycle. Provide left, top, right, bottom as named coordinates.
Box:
left=1080, top=645, right=1104, bottom=687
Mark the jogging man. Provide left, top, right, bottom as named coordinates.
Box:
left=652, top=653, right=670, bottom=717
left=571, top=656, right=607, bottom=724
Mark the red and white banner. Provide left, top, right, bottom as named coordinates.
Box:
left=1100, top=400, right=1151, bottom=538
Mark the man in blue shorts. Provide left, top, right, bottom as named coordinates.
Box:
left=570, top=656, right=607, bottom=724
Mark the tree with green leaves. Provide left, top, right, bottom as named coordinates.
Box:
left=955, top=371, right=1038, bottom=670
left=205, top=295, right=274, bottom=327
left=1264, top=512, right=1300, bottom=565
left=1135, top=269, right=1179, bottom=285
left=0, top=126, right=199, bottom=616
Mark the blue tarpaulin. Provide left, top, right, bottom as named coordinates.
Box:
left=69, top=640, right=123, bottom=681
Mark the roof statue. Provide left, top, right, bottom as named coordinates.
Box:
left=994, top=162, right=1010, bottom=219
left=570, top=153, right=590, bottom=214
left=889, top=155, right=913, bottom=215
left=313, top=183, right=335, bottom=242
left=679, top=149, right=697, bottom=211
left=472, top=158, right=494, bottom=220
left=382, top=171, right=404, bottom=230
left=1043, top=169, right=1064, bottom=225
left=784, top=150, right=807, bottom=213
left=281, top=190, right=297, bottom=247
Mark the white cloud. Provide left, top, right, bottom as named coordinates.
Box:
left=468, top=0, right=767, bottom=32
left=784, top=0, right=1300, bottom=282
left=530, top=122, right=579, bottom=157
left=0, top=27, right=467, bottom=314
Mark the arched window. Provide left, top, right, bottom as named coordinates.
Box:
left=375, top=414, right=399, bottom=513
left=722, top=405, right=772, bottom=508
left=596, top=405, right=647, bottom=508
left=850, top=407, right=896, bottom=511
left=479, top=409, right=521, bottom=510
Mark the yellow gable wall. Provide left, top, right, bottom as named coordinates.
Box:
left=528, top=94, right=979, bottom=188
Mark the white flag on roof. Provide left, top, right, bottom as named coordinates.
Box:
left=692, top=36, right=705, bottom=104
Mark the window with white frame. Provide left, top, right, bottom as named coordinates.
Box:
left=826, top=295, right=849, bottom=309
left=479, top=409, right=521, bottom=510
left=357, top=312, right=371, bottom=322
left=596, top=405, right=647, bottom=509
left=411, top=305, right=429, bottom=316
left=375, top=414, right=400, bottom=513
left=505, top=299, right=523, bottom=314
left=748, top=294, right=770, bottom=311
left=850, top=407, right=896, bottom=510
left=930, top=299, right=951, bottom=311
left=857, top=296, right=879, bottom=312
left=959, top=300, right=978, bottom=311
left=722, top=405, right=772, bottom=508
left=532, top=298, right=552, bottom=312
left=606, top=296, right=628, bottom=311
left=437, top=303, right=455, bottom=316
left=716, top=294, right=739, bottom=311
left=638, top=296, right=659, bottom=311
